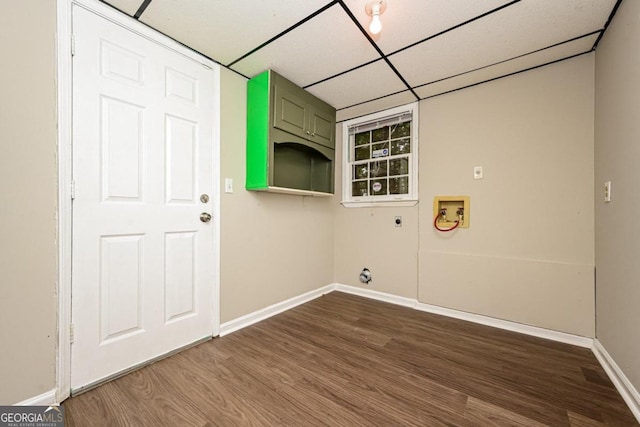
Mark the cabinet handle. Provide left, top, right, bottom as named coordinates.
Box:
left=311, top=133, right=316, bottom=137
left=306, top=131, right=310, bottom=135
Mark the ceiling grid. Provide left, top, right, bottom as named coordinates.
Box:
left=102, top=0, right=622, bottom=121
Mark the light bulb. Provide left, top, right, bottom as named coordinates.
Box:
left=369, top=12, right=382, bottom=34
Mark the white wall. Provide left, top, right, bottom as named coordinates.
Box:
left=219, top=68, right=335, bottom=322
left=332, top=126, right=419, bottom=297
left=335, top=55, right=596, bottom=337
left=594, top=0, right=640, bottom=394
left=333, top=204, right=419, bottom=299
left=0, top=1, right=58, bottom=404
left=419, top=55, right=595, bottom=337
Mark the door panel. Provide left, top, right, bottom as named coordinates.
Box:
left=164, top=231, right=196, bottom=322
left=101, top=96, right=144, bottom=201
left=71, top=6, right=217, bottom=391
left=309, top=106, right=335, bottom=149
left=274, top=83, right=308, bottom=139
left=166, top=114, right=197, bottom=203
left=99, top=234, right=144, bottom=342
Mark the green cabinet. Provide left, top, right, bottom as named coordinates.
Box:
left=246, top=70, right=336, bottom=196
left=273, top=79, right=335, bottom=149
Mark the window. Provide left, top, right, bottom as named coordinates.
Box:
left=341, top=103, right=418, bottom=207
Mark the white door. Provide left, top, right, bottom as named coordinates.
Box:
left=71, top=6, right=218, bottom=391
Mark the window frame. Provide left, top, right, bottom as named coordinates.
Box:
left=341, top=102, right=419, bottom=207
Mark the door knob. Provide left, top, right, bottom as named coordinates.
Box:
left=200, top=212, right=212, bottom=223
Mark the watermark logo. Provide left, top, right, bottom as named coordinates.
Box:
left=0, top=406, right=64, bottom=427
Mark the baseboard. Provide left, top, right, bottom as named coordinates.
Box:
left=225, top=283, right=593, bottom=348
left=334, top=284, right=593, bottom=349
left=414, top=301, right=593, bottom=348
left=222, top=283, right=593, bottom=349
left=333, top=284, right=417, bottom=308
left=592, top=339, right=640, bottom=422
left=219, top=284, right=336, bottom=336
left=15, top=389, right=57, bottom=406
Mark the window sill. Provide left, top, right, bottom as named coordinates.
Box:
left=340, top=199, right=418, bottom=208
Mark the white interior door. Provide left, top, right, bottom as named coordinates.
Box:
left=71, top=6, right=218, bottom=391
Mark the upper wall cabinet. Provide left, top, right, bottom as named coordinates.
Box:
left=274, top=79, right=335, bottom=149
left=246, top=70, right=336, bottom=196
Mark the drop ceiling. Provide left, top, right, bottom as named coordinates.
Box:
left=102, top=0, right=620, bottom=121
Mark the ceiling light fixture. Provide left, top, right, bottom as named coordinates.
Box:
left=365, top=0, right=386, bottom=35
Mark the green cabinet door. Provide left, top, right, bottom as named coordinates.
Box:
left=308, top=102, right=335, bottom=149
left=273, top=73, right=335, bottom=149
left=273, top=82, right=308, bottom=140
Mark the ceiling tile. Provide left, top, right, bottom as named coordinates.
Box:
left=103, top=0, right=145, bottom=16
left=230, top=4, right=381, bottom=87
left=103, top=0, right=617, bottom=116
left=415, top=34, right=598, bottom=99
left=336, top=91, right=417, bottom=122
left=306, top=60, right=410, bottom=110
left=390, top=0, right=615, bottom=87
left=342, top=0, right=515, bottom=54
left=139, top=0, right=333, bottom=66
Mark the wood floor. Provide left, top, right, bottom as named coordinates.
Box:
left=64, top=292, right=638, bottom=426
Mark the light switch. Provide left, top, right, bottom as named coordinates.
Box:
left=473, top=166, right=483, bottom=180
left=225, top=178, right=233, bottom=193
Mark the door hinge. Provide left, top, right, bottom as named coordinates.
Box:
left=71, top=34, right=76, bottom=56
left=70, top=180, right=76, bottom=200
left=69, top=324, right=74, bottom=344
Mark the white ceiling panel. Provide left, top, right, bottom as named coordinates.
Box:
left=336, top=91, right=417, bottom=123
left=139, top=0, right=333, bottom=65
left=306, top=60, right=410, bottom=109
left=415, top=34, right=598, bottom=99
left=101, top=0, right=618, bottom=113
left=103, top=0, right=144, bottom=16
left=230, top=4, right=381, bottom=87
left=389, top=0, right=615, bottom=87
left=342, top=0, right=515, bottom=54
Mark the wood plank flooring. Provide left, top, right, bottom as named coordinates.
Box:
left=63, top=292, right=638, bottom=426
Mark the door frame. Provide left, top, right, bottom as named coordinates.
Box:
left=56, top=0, right=221, bottom=402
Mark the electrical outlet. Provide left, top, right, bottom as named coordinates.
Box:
left=604, top=181, right=611, bottom=203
